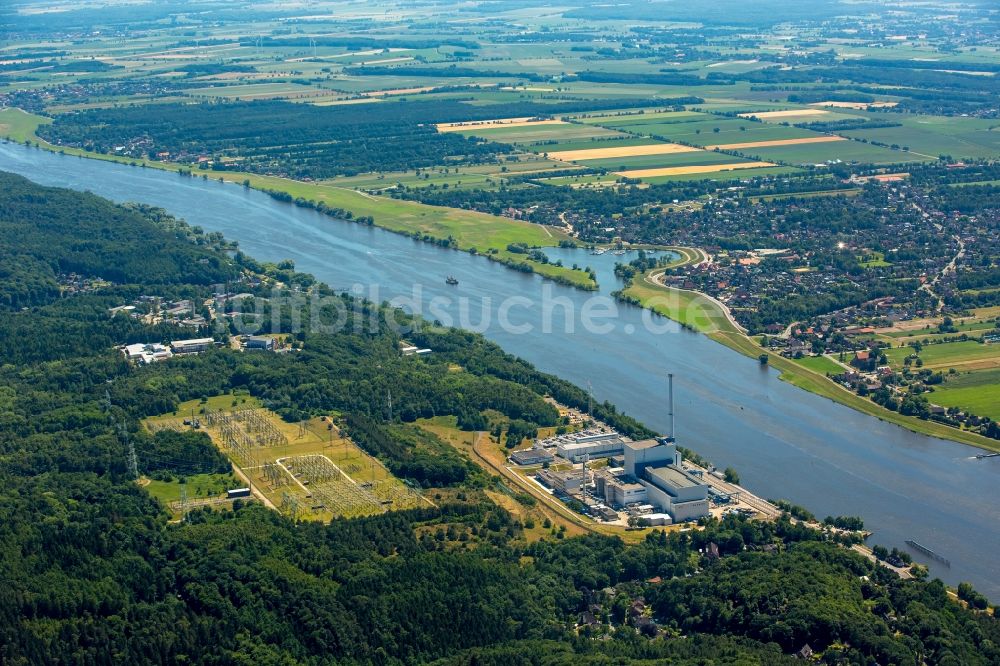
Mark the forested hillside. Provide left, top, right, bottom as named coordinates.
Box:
left=1, top=171, right=998, bottom=664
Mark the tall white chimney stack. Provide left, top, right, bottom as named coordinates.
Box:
left=668, top=373, right=675, bottom=442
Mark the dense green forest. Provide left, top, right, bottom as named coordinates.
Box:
left=1, top=171, right=998, bottom=664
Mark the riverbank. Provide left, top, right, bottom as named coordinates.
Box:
left=622, top=267, right=1000, bottom=453
left=0, top=107, right=596, bottom=290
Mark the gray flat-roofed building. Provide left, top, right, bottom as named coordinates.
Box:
left=537, top=468, right=583, bottom=495
left=510, top=447, right=554, bottom=466
left=557, top=432, right=626, bottom=462
left=624, top=437, right=680, bottom=476
left=648, top=466, right=701, bottom=494
left=642, top=465, right=709, bottom=521
left=598, top=473, right=648, bottom=507
left=171, top=337, right=214, bottom=354
left=643, top=513, right=673, bottom=527
left=619, top=438, right=709, bottom=521
left=245, top=335, right=275, bottom=351
left=595, top=506, right=619, bottom=521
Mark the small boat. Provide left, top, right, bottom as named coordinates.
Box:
left=591, top=248, right=606, bottom=255
left=445, top=276, right=459, bottom=285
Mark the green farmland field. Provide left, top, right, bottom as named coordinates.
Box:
left=745, top=140, right=923, bottom=165
left=577, top=149, right=752, bottom=170
left=929, top=369, right=1000, bottom=421
left=884, top=340, right=1000, bottom=370
left=792, top=355, right=848, bottom=376
left=841, top=115, right=1000, bottom=160
left=451, top=122, right=624, bottom=143
left=642, top=166, right=802, bottom=183
left=595, top=116, right=821, bottom=145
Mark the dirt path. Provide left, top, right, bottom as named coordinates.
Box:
left=471, top=433, right=595, bottom=537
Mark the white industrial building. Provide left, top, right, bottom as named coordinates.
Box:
left=171, top=337, right=214, bottom=354
left=622, top=438, right=710, bottom=522
left=555, top=431, right=627, bottom=462
left=510, top=446, right=554, bottom=466
left=122, top=342, right=172, bottom=364
left=537, top=468, right=583, bottom=495
left=595, top=470, right=648, bottom=506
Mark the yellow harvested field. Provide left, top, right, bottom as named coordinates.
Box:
left=811, top=101, right=898, bottom=109
left=704, top=136, right=846, bottom=150
left=547, top=143, right=701, bottom=161
left=854, top=172, right=910, bottom=183
left=615, top=162, right=775, bottom=178
left=362, top=86, right=436, bottom=97
left=739, top=109, right=830, bottom=119
left=360, top=56, right=414, bottom=65
left=436, top=118, right=566, bottom=132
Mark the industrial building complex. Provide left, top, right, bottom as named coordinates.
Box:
left=508, top=376, right=714, bottom=525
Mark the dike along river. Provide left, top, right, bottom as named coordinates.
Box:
left=3, top=143, right=999, bottom=598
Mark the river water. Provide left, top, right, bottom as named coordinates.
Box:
left=3, top=142, right=998, bottom=597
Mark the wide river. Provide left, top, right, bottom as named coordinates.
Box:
left=3, top=142, right=999, bottom=597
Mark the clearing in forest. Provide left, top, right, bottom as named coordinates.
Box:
left=145, top=402, right=427, bottom=521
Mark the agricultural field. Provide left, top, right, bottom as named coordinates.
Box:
left=545, top=142, right=701, bottom=162
left=321, top=156, right=566, bottom=192
left=876, top=309, right=1000, bottom=344
left=744, top=140, right=924, bottom=166
left=572, top=110, right=705, bottom=125
left=590, top=114, right=823, bottom=145
left=145, top=399, right=429, bottom=521
left=792, top=354, right=849, bottom=376
left=740, top=108, right=836, bottom=121
left=185, top=82, right=319, bottom=100
left=617, top=161, right=777, bottom=180
left=929, top=370, right=1000, bottom=421
left=582, top=149, right=760, bottom=171
left=840, top=116, right=1000, bottom=160
left=443, top=120, right=626, bottom=144
left=884, top=340, right=1000, bottom=372
left=641, top=165, right=802, bottom=183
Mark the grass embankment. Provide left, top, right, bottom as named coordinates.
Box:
left=0, top=108, right=595, bottom=290
left=622, top=265, right=1000, bottom=453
